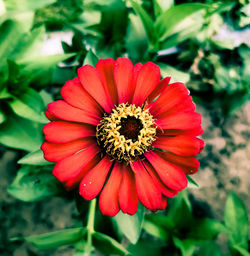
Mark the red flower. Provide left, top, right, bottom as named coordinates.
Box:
left=41, top=58, right=204, bottom=216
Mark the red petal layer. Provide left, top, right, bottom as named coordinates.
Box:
left=153, top=135, right=203, bottom=157
left=148, top=82, right=190, bottom=116
left=197, top=138, right=205, bottom=153
left=132, top=62, right=161, bottom=106
left=99, top=162, right=122, bottom=216
left=156, top=151, right=200, bottom=174
left=47, top=100, right=100, bottom=125
left=144, top=151, right=187, bottom=191
left=155, top=112, right=201, bottom=130
left=119, top=165, right=138, bottom=215
left=161, top=127, right=204, bottom=137
left=45, top=111, right=60, bottom=121
left=43, top=121, right=95, bottom=143
left=159, top=196, right=167, bottom=210
left=78, top=65, right=113, bottom=113
left=96, top=59, right=118, bottom=106
left=114, top=58, right=133, bottom=104
left=41, top=137, right=96, bottom=162
left=147, top=76, right=171, bottom=103
left=53, top=144, right=100, bottom=189
left=131, top=160, right=161, bottom=211
left=79, top=155, right=113, bottom=200
left=129, top=63, right=143, bottom=103
left=61, top=78, right=103, bottom=118
left=156, top=96, right=195, bottom=119
left=143, top=160, right=178, bottom=197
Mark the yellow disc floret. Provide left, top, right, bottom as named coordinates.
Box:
left=96, top=103, right=156, bottom=162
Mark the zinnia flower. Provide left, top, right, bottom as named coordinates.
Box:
left=41, top=58, right=204, bottom=216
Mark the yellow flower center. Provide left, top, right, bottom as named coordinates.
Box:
left=96, top=103, right=156, bottom=162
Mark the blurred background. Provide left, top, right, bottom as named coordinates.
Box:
left=0, top=0, right=249, bottom=255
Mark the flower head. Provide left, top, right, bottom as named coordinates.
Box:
left=41, top=58, right=204, bottom=216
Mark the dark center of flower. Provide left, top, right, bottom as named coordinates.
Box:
left=96, top=103, right=156, bottom=162
left=119, top=117, right=143, bottom=142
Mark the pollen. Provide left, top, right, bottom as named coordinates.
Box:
left=96, top=103, right=156, bottom=162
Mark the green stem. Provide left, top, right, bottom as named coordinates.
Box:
left=85, top=198, right=96, bottom=253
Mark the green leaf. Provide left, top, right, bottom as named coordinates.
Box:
left=126, top=13, right=148, bottom=62
left=0, top=20, right=24, bottom=63
left=93, top=231, right=130, bottom=255
left=211, top=39, right=235, bottom=50
left=128, top=239, right=165, bottom=256
left=187, top=175, right=199, bottom=188
left=52, top=67, right=76, bottom=85
left=143, top=219, right=169, bottom=240
left=167, top=191, right=193, bottom=229
left=40, top=89, right=53, bottom=106
left=0, top=113, right=42, bottom=151
left=4, top=0, right=56, bottom=11
left=20, top=53, right=75, bottom=89
left=0, top=0, right=5, bottom=16
left=153, top=0, right=174, bottom=16
left=160, top=11, right=204, bottom=50
left=18, top=149, right=53, bottom=166
left=113, top=203, right=145, bottom=244
left=9, top=25, right=45, bottom=62
left=83, top=49, right=99, bottom=67
left=0, top=109, right=6, bottom=124
left=8, top=165, right=63, bottom=202
left=129, top=0, right=158, bottom=48
left=224, top=191, right=248, bottom=250
left=232, top=245, right=250, bottom=256
left=8, top=88, right=47, bottom=123
left=188, top=218, right=226, bottom=240
left=197, top=242, right=222, bottom=256
left=158, top=62, right=190, bottom=84
left=156, top=3, right=208, bottom=41
left=0, top=88, right=12, bottom=99
left=11, top=227, right=86, bottom=250
left=145, top=213, right=175, bottom=232
left=173, top=237, right=197, bottom=256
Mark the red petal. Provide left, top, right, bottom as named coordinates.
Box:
left=41, top=137, right=96, bottom=162
left=99, top=162, right=123, bottom=216
left=144, top=151, right=187, bottom=191
left=132, top=62, right=161, bottom=106
left=45, top=111, right=60, bottom=121
left=143, top=160, right=178, bottom=197
left=114, top=58, right=133, bottom=104
left=43, top=121, right=95, bottom=143
left=159, top=196, right=167, bottom=210
left=129, top=63, right=143, bottom=103
left=198, top=138, right=205, bottom=153
left=118, top=165, right=138, bottom=215
left=61, top=78, right=103, bottom=118
left=79, top=155, right=113, bottom=200
left=157, top=151, right=200, bottom=175
left=161, top=127, right=204, bottom=136
left=155, top=112, right=201, bottom=130
left=53, top=144, right=100, bottom=189
left=131, top=160, right=161, bottom=211
left=153, top=135, right=203, bottom=156
left=96, top=59, right=118, bottom=106
left=47, top=100, right=100, bottom=125
left=78, top=65, right=113, bottom=113
left=156, top=96, right=196, bottom=119
left=147, top=76, right=171, bottom=103
left=148, top=82, right=190, bottom=116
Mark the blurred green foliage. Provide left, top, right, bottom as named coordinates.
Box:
left=0, top=0, right=249, bottom=255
